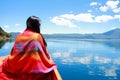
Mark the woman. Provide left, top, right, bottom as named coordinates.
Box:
left=0, top=16, right=62, bottom=80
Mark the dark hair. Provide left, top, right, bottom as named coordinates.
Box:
left=26, top=16, right=47, bottom=46
left=26, top=16, right=41, bottom=33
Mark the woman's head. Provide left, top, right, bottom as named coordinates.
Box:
left=26, top=16, right=47, bottom=46
left=26, top=16, right=41, bottom=33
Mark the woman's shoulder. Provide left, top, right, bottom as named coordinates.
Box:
left=15, top=30, right=39, bottom=42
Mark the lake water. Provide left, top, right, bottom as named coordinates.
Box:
left=0, top=38, right=120, bottom=80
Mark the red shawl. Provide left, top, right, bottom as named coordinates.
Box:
left=0, top=30, right=62, bottom=80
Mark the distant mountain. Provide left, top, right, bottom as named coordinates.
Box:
left=44, top=28, right=120, bottom=39
left=11, top=28, right=120, bottom=40
left=10, top=32, right=20, bottom=40
left=102, top=28, right=120, bottom=39
left=103, top=28, right=120, bottom=35
left=43, top=33, right=83, bottom=39
left=0, top=27, right=11, bottom=40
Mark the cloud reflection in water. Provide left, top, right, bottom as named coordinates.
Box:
left=52, top=49, right=120, bottom=79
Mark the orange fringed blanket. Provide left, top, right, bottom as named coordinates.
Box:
left=0, top=30, right=62, bottom=80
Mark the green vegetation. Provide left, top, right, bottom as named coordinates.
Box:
left=0, top=27, right=11, bottom=40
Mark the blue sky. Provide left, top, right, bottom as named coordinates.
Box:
left=0, top=0, right=120, bottom=34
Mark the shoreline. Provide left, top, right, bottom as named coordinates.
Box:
left=0, top=36, right=12, bottom=42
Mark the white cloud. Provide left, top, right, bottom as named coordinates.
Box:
left=106, top=0, right=119, bottom=9
left=90, top=2, right=98, bottom=6
left=99, top=6, right=108, bottom=12
left=15, top=23, right=20, bottom=27
left=114, top=14, right=120, bottom=19
left=113, top=7, right=120, bottom=13
left=51, top=1, right=120, bottom=27
left=60, top=13, right=95, bottom=22
left=50, top=16, right=77, bottom=28
left=88, top=10, right=92, bottom=12
left=51, top=13, right=115, bottom=26
left=114, top=14, right=120, bottom=21
left=75, top=13, right=95, bottom=22
left=50, top=13, right=95, bottom=27
left=99, top=0, right=120, bottom=13
left=95, top=15, right=114, bottom=23
left=60, top=14, right=75, bottom=20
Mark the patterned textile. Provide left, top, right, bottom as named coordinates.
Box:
left=0, top=30, right=62, bottom=80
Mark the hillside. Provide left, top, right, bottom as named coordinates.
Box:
left=102, top=28, right=120, bottom=39
left=0, top=27, right=11, bottom=40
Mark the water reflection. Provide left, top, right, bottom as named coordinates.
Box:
left=81, top=39, right=120, bottom=50
left=52, top=49, right=120, bottom=64
left=0, top=39, right=12, bottom=49
left=46, top=39, right=120, bottom=79
left=52, top=49, right=91, bottom=64
left=0, top=40, right=6, bottom=49
left=52, top=49, right=120, bottom=79
left=0, top=38, right=120, bottom=80
left=0, top=40, right=13, bottom=56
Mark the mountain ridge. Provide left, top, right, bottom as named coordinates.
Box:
left=4, top=28, right=120, bottom=39
left=44, top=28, right=120, bottom=39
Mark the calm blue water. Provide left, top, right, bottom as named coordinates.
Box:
left=0, top=39, right=120, bottom=80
